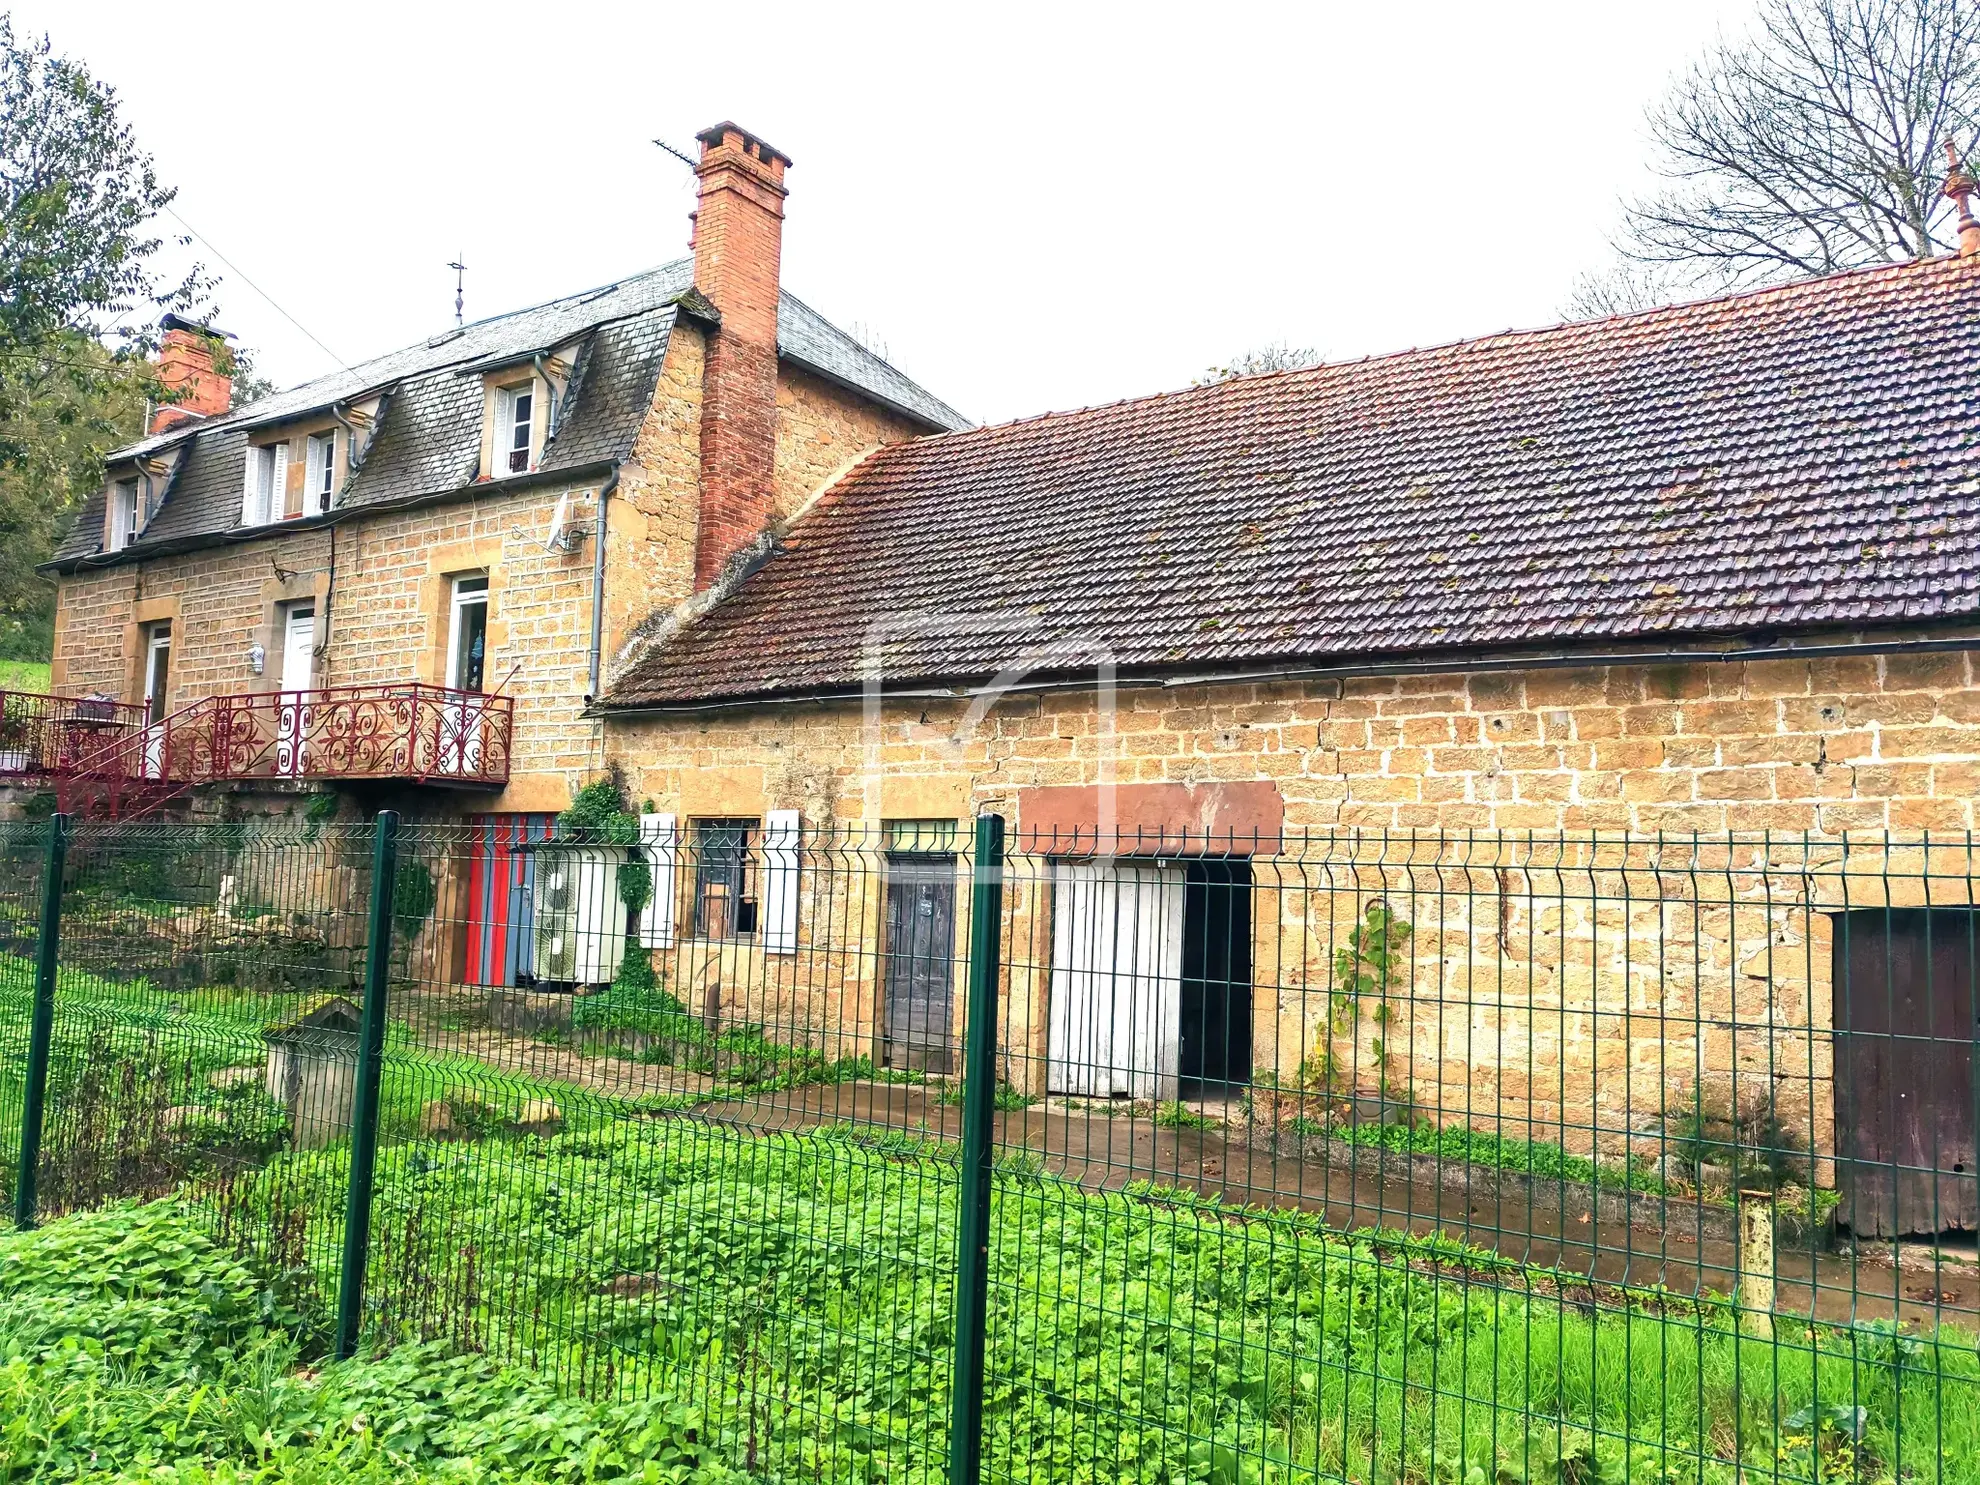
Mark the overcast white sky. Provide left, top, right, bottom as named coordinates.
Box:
left=21, top=0, right=1756, bottom=426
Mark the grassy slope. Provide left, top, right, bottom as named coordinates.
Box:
left=0, top=1203, right=750, bottom=1483
left=3, top=954, right=1978, bottom=1480
left=0, top=661, right=49, bottom=693
left=211, top=1120, right=1980, bottom=1485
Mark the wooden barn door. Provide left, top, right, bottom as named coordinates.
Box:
left=1834, top=909, right=1980, bottom=1238
left=1047, top=861, right=1185, bottom=1099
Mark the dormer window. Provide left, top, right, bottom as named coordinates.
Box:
left=107, top=477, right=140, bottom=552
left=242, top=442, right=289, bottom=527
left=305, top=430, right=338, bottom=513
left=497, top=383, right=533, bottom=477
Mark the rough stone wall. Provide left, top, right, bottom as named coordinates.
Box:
left=47, top=482, right=606, bottom=815
left=52, top=530, right=332, bottom=702
left=773, top=363, right=926, bottom=521
left=606, top=650, right=1980, bottom=1168
left=610, top=652, right=1980, bottom=835
left=603, top=333, right=936, bottom=687
left=328, top=481, right=608, bottom=805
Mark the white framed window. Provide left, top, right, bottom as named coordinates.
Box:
left=107, top=478, right=140, bottom=552
left=495, top=383, right=534, bottom=477
left=241, top=442, right=289, bottom=526
left=446, top=573, right=490, bottom=691
left=304, top=431, right=338, bottom=513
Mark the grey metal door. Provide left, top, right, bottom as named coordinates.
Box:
left=884, top=855, right=956, bottom=1073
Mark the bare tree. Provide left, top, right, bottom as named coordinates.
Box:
left=1561, top=261, right=1704, bottom=320
left=1572, top=0, right=1980, bottom=312
left=1194, top=341, right=1322, bottom=386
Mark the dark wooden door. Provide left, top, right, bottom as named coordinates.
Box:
left=1180, top=861, right=1253, bottom=1093
left=1834, top=909, right=1980, bottom=1237
left=884, top=855, right=956, bottom=1073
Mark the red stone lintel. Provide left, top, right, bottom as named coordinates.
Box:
left=1014, top=780, right=1285, bottom=856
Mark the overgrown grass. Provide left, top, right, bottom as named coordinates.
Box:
left=0, top=1202, right=750, bottom=1482
left=565, top=970, right=925, bottom=1096
left=1302, top=1112, right=1667, bottom=1196
left=0, top=660, right=49, bottom=693
left=181, top=1113, right=1980, bottom=1484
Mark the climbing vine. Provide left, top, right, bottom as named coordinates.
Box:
left=1300, top=897, right=1415, bottom=1120
left=556, top=777, right=650, bottom=913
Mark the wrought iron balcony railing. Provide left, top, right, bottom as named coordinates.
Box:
left=0, top=689, right=149, bottom=781
left=38, top=682, right=513, bottom=817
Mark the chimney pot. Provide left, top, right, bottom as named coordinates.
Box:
left=1942, top=139, right=1980, bottom=258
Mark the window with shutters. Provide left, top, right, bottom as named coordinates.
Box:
left=691, top=818, right=760, bottom=939
left=495, top=382, right=534, bottom=477
left=106, top=477, right=140, bottom=552
left=241, top=442, right=289, bottom=527
left=304, top=431, right=338, bottom=513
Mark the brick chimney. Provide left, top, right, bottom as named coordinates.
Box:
left=150, top=314, right=234, bottom=435
left=690, top=121, right=790, bottom=589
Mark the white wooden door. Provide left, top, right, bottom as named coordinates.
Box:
left=141, top=626, right=171, bottom=779
left=444, top=576, right=489, bottom=774
left=277, top=606, right=315, bottom=774
left=1048, top=861, right=1185, bottom=1098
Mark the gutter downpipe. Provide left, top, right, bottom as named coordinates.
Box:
left=584, top=469, right=619, bottom=704
left=532, top=353, right=559, bottom=433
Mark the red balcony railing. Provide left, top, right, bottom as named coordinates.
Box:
left=43, top=682, right=513, bottom=817
left=0, top=689, right=148, bottom=781
left=200, top=682, right=515, bottom=786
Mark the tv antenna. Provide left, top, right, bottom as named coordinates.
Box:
left=447, top=255, right=468, bottom=326
left=653, top=137, right=698, bottom=171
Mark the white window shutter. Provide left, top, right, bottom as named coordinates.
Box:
left=241, top=447, right=260, bottom=525
left=492, top=386, right=510, bottom=476
left=271, top=443, right=290, bottom=518
left=762, top=809, right=800, bottom=955
left=638, top=813, right=677, bottom=949
left=304, top=436, right=324, bottom=507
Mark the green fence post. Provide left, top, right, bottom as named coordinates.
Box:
left=13, top=812, right=68, bottom=1230
left=335, top=809, right=399, bottom=1360
left=947, top=812, right=1004, bottom=1485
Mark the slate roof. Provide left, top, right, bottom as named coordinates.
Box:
left=51, top=261, right=967, bottom=566
left=606, top=254, right=1980, bottom=708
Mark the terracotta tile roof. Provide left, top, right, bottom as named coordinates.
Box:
left=606, top=255, right=1980, bottom=708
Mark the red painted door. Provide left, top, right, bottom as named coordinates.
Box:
left=464, top=813, right=554, bottom=986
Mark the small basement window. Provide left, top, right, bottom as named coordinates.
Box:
left=107, top=477, right=140, bottom=552
left=692, top=818, right=759, bottom=939
left=496, top=382, right=534, bottom=477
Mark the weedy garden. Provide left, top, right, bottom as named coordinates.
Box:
left=7, top=1123, right=1980, bottom=1483
left=2, top=814, right=1979, bottom=1483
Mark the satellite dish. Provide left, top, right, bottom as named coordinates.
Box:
left=544, top=492, right=572, bottom=553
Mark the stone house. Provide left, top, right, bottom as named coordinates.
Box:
left=35, top=121, right=964, bottom=825
left=33, top=126, right=1980, bottom=1232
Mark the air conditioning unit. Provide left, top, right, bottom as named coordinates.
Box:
left=530, top=846, right=626, bottom=988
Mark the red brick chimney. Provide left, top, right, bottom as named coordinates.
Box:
left=150, top=314, right=234, bottom=434
left=690, top=121, right=790, bottom=589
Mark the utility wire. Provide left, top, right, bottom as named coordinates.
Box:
left=161, top=204, right=351, bottom=370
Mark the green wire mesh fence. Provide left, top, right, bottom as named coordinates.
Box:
left=3, top=811, right=1979, bottom=1481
